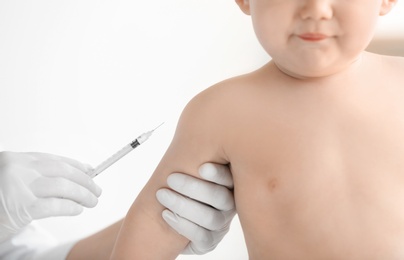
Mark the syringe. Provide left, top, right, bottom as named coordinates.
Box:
left=89, top=123, right=164, bottom=178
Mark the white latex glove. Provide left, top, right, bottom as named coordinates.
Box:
left=0, top=152, right=102, bottom=243
left=156, top=163, right=236, bottom=255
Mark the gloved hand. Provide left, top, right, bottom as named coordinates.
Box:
left=0, top=152, right=102, bottom=243
left=156, top=163, right=236, bottom=255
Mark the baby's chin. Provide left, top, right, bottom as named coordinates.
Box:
left=274, top=61, right=356, bottom=81
left=274, top=53, right=364, bottom=81
left=275, top=65, right=326, bottom=80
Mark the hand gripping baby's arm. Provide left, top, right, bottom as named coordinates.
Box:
left=111, top=89, right=229, bottom=259
left=158, top=163, right=235, bottom=255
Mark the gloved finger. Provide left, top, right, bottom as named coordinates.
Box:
left=24, top=152, right=92, bottom=172
left=0, top=151, right=34, bottom=165
left=161, top=209, right=215, bottom=254
left=198, top=163, right=234, bottom=188
left=181, top=242, right=210, bottom=255
left=2, top=152, right=96, bottom=187
left=167, top=173, right=234, bottom=211
left=182, top=223, right=232, bottom=255
left=30, top=177, right=99, bottom=208
left=29, top=198, right=84, bottom=219
left=157, top=188, right=231, bottom=230
left=30, top=159, right=102, bottom=197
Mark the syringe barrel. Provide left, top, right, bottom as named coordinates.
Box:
left=90, top=144, right=133, bottom=177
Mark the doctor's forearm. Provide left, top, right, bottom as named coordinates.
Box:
left=66, top=219, right=123, bottom=260
left=110, top=175, right=189, bottom=259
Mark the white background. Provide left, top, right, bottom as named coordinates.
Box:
left=0, top=1, right=402, bottom=259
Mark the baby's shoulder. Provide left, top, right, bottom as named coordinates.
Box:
left=174, top=73, right=262, bottom=151
left=190, top=74, right=255, bottom=106
left=181, top=63, right=282, bottom=129
left=195, top=66, right=276, bottom=106
left=376, top=53, right=404, bottom=74
left=180, top=70, right=270, bottom=127
left=384, top=56, right=404, bottom=84
left=382, top=54, right=404, bottom=65
left=364, top=52, right=404, bottom=84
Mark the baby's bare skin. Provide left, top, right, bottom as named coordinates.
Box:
left=111, top=0, right=404, bottom=258
left=112, top=52, right=404, bottom=259
left=217, top=52, right=404, bottom=259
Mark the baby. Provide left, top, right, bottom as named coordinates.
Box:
left=111, top=0, right=404, bottom=259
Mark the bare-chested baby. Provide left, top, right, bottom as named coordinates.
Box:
left=111, top=0, right=404, bottom=259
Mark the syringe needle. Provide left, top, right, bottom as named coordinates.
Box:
left=89, top=123, right=164, bottom=178
left=152, top=122, right=164, bottom=131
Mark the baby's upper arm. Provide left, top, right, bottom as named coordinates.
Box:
left=166, top=88, right=230, bottom=172
left=111, top=86, right=229, bottom=259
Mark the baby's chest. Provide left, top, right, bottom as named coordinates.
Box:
left=227, top=86, right=404, bottom=185
left=228, top=105, right=404, bottom=258
left=230, top=126, right=404, bottom=259
left=230, top=106, right=404, bottom=203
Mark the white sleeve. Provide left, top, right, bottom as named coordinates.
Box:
left=0, top=222, right=77, bottom=260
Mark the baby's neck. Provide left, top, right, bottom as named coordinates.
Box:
left=273, top=53, right=365, bottom=85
